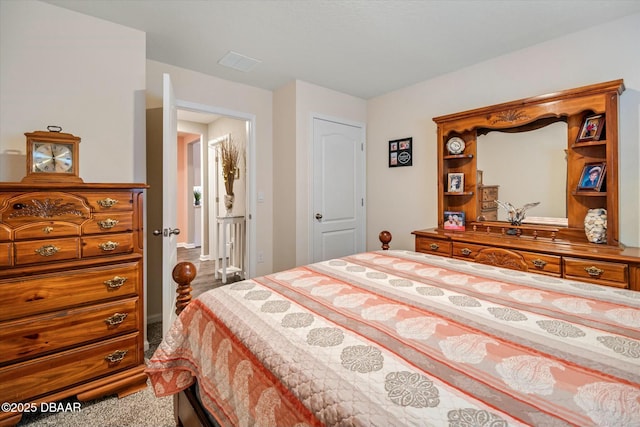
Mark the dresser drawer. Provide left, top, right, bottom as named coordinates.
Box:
left=481, top=187, right=498, bottom=200
left=0, top=261, right=140, bottom=321
left=0, top=243, right=11, bottom=267
left=563, top=257, right=628, bottom=288
left=14, top=221, right=81, bottom=240
left=84, top=192, right=134, bottom=212
left=14, top=237, right=80, bottom=265
left=0, top=333, right=140, bottom=402
left=82, top=212, right=134, bottom=235
left=481, top=200, right=497, bottom=210
left=82, top=233, right=134, bottom=257
left=519, top=251, right=561, bottom=276
left=0, top=297, right=139, bottom=364
left=0, top=192, right=90, bottom=227
left=415, top=236, right=451, bottom=256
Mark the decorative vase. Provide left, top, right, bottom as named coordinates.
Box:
left=584, top=208, right=607, bottom=243
left=224, top=194, right=234, bottom=215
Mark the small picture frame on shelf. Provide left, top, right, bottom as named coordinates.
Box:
left=578, top=162, right=606, bottom=191
left=444, top=211, right=465, bottom=230
left=577, top=114, right=605, bottom=142
left=447, top=173, right=464, bottom=193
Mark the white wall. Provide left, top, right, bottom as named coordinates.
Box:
left=367, top=13, right=640, bottom=249
left=146, top=60, right=274, bottom=276
left=0, top=0, right=146, bottom=183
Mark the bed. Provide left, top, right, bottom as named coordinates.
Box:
left=146, top=237, right=640, bottom=427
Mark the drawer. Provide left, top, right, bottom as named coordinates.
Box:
left=481, top=200, right=496, bottom=210
left=0, top=297, right=139, bottom=364
left=82, top=212, right=134, bottom=235
left=0, top=261, right=140, bottom=321
left=0, top=242, right=11, bottom=267
left=563, top=257, right=628, bottom=288
left=82, top=233, right=134, bottom=257
left=481, top=187, right=498, bottom=200
left=14, top=221, right=81, bottom=240
left=0, top=223, right=9, bottom=241
left=0, top=333, right=141, bottom=402
left=0, top=192, right=90, bottom=226
left=519, top=251, right=561, bottom=276
left=14, top=237, right=80, bottom=265
left=415, top=236, right=451, bottom=256
left=84, top=192, right=134, bottom=212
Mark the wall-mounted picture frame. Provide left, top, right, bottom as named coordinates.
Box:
left=444, top=211, right=465, bottom=230
left=447, top=172, right=464, bottom=193
left=389, top=137, right=412, bottom=167
left=577, top=114, right=605, bottom=142
left=578, top=162, right=606, bottom=191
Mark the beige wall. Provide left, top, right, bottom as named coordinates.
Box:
left=0, top=0, right=146, bottom=183
left=272, top=80, right=367, bottom=269
left=367, top=13, right=640, bottom=249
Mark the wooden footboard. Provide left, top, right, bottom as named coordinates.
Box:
left=170, top=231, right=392, bottom=425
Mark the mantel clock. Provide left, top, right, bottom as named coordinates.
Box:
left=22, top=126, right=82, bottom=183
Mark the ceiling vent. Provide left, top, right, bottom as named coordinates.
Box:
left=218, top=51, right=261, bottom=72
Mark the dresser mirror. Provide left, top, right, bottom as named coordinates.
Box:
left=476, top=121, right=567, bottom=225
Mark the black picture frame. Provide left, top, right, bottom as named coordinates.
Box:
left=389, top=137, right=412, bottom=167
left=577, top=114, right=605, bottom=142
left=578, top=162, right=606, bottom=191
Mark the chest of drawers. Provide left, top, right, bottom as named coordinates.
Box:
left=0, top=183, right=147, bottom=426
left=477, top=185, right=499, bottom=221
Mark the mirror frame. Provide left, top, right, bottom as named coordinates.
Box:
left=434, top=79, right=624, bottom=247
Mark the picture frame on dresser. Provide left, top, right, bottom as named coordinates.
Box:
left=576, top=113, right=605, bottom=142
left=578, top=162, right=606, bottom=191
left=443, top=211, right=465, bottom=230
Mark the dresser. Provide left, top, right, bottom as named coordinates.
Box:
left=0, top=182, right=147, bottom=426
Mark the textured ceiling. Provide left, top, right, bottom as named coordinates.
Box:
left=44, top=0, right=640, bottom=99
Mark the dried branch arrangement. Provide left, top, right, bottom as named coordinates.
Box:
left=219, top=137, right=240, bottom=196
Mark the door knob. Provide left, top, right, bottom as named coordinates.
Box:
left=152, top=228, right=181, bottom=237
left=315, top=213, right=323, bottom=220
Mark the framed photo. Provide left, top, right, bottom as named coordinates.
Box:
left=578, top=162, right=606, bottom=191
left=389, top=137, right=412, bottom=167
left=447, top=173, right=464, bottom=193
left=444, top=211, right=465, bottom=230
left=577, top=114, right=605, bottom=142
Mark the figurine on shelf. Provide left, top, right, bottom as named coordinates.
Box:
left=496, top=200, right=540, bottom=230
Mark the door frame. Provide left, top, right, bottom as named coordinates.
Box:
left=308, top=113, right=366, bottom=263
left=175, top=100, right=257, bottom=281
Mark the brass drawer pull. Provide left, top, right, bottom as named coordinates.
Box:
left=532, top=259, right=547, bottom=269
left=585, top=266, right=604, bottom=277
left=97, top=198, right=119, bottom=208
left=42, top=226, right=54, bottom=234
left=429, top=243, right=439, bottom=251
left=104, top=349, right=127, bottom=363
left=99, top=241, right=119, bottom=251
left=97, top=218, right=119, bottom=229
left=104, top=276, right=127, bottom=289
left=105, top=312, right=128, bottom=326
left=35, top=244, right=60, bottom=257
left=461, top=248, right=472, bottom=256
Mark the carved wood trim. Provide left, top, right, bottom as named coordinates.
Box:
left=475, top=248, right=528, bottom=271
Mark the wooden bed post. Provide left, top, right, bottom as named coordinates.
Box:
left=172, top=262, right=197, bottom=315
left=379, top=230, right=392, bottom=250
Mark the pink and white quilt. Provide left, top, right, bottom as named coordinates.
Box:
left=146, top=250, right=640, bottom=426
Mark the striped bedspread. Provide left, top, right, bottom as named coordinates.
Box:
left=146, top=250, right=640, bottom=427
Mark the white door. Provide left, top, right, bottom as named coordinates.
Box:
left=312, top=117, right=365, bottom=262
left=161, top=73, right=180, bottom=336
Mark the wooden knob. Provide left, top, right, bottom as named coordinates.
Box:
left=379, top=230, right=392, bottom=250
left=172, top=262, right=197, bottom=315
